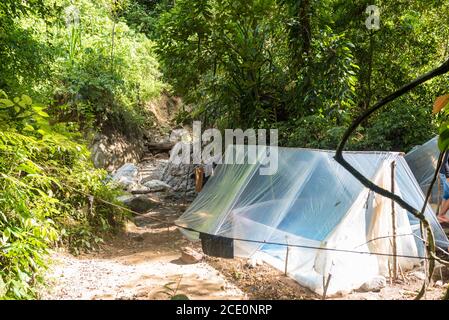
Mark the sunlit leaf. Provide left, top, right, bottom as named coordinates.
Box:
left=433, top=94, right=449, bottom=114
left=23, top=124, right=34, bottom=131
left=21, top=95, right=32, bottom=105
left=0, top=99, right=14, bottom=107
left=17, top=162, right=39, bottom=174
left=32, top=106, right=49, bottom=117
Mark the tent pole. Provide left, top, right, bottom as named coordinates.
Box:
left=284, top=236, right=289, bottom=276
left=387, top=261, right=392, bottom=285
left=437, top=173, right=441, bottom=215
left=322, top=273, right=332, bottom=300
left=391, top=161, right=398, bottom=281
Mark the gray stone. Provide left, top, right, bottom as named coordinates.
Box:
left=142, top=179, right=171, bottom=191
left=128, top=183, right=150, bottom=193
left=245, top=257, right=263, bottom=269
left=169, top=129, right=190, bottom=143
left=410, top=271, right=426, bottom=281
left=116, top=195, right=134, bottom=203
left=112, top=163, right=138, bottom=187
left=141, top=175, right=159, bottom=184
left=180, top=247, right=203, bottom=264
left=119, top=195, right=156, bottom=213
left=357, top=276, right=386, bottom=292
left=89, top=133, right=144, bottom=171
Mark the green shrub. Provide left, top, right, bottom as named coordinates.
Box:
left=0, top=92, right=126, bottom=299
left=1, top=0, right=165, bottom=137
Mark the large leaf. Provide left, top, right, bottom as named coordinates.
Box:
left=433, top=94, right=449, bottom=114
left=32, top=106, right=49, bottom=117
left=21, top=95, right=32, bottom=106
left=0, top=99, right=14, bottom=107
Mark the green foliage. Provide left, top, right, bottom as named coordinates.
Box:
left=157, top=0, right=291, bottom=129
left=0, top=93, right=126, bottom=299
left=157, top=0, right=449, bottom=151
left=0, top=0, right=168, bottom=299
left=435, top=95, right=449, bottom=152
left=0, top=0, right=55, bottom=99
left=158, top=276, right=189, bottom=300
left=1, top=0, right=165, bottom=136
left=51, top=0, right=165, bottom=135
left=358, top=102, right=435, bottom=152
left=119, top=0, right=174, bottom=38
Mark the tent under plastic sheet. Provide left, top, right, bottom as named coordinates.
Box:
left=404, top=136, right=440, bottom=203
left=176, top=146, right=449, bottom=295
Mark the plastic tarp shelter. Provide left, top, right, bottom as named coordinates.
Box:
left=404, top=136, right=440, bottom=203
left=177, top=146, right=449, bottom=295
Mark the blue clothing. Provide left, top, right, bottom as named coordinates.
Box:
left=440, top=152, right=449, bottom=178
left=441, top=173, right=449, bottom=201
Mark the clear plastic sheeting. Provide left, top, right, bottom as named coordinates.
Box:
left=404, top=136, right=440, bottom=203
left=176, top=146, right=449, bottom=296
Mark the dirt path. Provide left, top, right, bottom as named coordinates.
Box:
left=40, top=201, right=448, bottom=300
left=40, top=204, right=245, bottom=300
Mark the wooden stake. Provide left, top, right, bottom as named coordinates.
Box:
left=195, top=167, right=204, bottom=192
left=322, top=273, right=332, bottom=300
left=388, top=261, right=392, bottom=285
left=391, top=161, right=398, bottom=281
left=284, top=237, right=289, bottom=276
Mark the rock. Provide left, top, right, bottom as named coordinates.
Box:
left=154, top=153, right=169, bottom=159
left=119, top=195, right=156, bottom=213
left=140, top=176, right=159, bottom=185
left=410, top=271, right=426, bottom=281
left=435, top=280, right=443, bottom=288
left=142, top=179, right=171, bottom=191
left=245, top=260, right=256, bottom=269
left=117, top=195, right=134, bottom=202
left=91, top=142, right=108, bottom=168
left=169, top=129, right=190, bottom=143
left=246, top=256, right=263, bottom=269
left=180, top=247, right=203, bottom=264
left=357, top=276, right=386, bottom=292
left=128, top=183, right=150, bottom=193
left=130, top=234, right=145, bottom=242
left=90, top=133, right=144, bottom=171
left=112, top=163, right=138, bottom=187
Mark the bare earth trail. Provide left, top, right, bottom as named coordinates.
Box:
left=40, top=200, right=448, bottom=300
left=41, top=203, right=245, bottom=300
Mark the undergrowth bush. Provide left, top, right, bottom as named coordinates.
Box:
left=2, top=0, right=165, bottom=137
left=0, top=92, right=126, bottom=299
left=51, top=0, right=165, bottom=136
